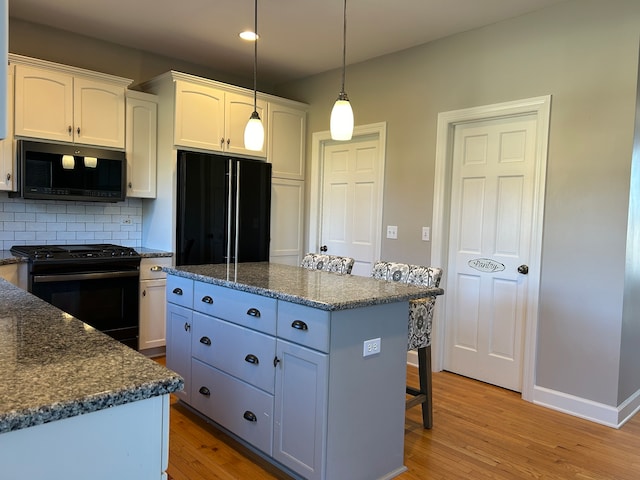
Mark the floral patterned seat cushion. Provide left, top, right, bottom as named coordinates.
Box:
left=301, top=253, right=354, bottom=275
left=408, top=297, right=436, bottom=350
left=371, top=261, right=443, bottom=350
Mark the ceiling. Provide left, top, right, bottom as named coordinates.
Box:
left=9, top=0, right=569, bottom=87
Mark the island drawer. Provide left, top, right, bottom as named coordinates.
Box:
left=166, top=275, right=194, bottom=308
left=192, top=312, right=276, bottom=394
left=193, top=281, right=277, bottom=335
left=277, top=301, right=330, bottom=353
left=191, top=359, right=274, bottom=456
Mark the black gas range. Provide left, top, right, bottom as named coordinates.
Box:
left=11, top=244, right=142, bottom=349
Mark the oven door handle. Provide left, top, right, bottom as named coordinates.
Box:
left=32, top=271, right=140, bottom=283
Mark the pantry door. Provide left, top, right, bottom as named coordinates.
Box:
left=432, top=97, right=550, bottom=398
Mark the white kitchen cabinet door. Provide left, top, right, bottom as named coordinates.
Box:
left=74, top=77, right=125, bottom=148
left=126, top=92, right=157, bottom=198
left=14, top=64, right=74, bottom=143
left=270, top=178, right=304, bottom=266
left=268, top=103, right=306, bottom=180
left=174, top=80, right=225, bottom=152
left=139, top=279, right=167, bottom=352
left=0, top=66, right=14, bottom=191
left=0, top=0, right=6, bottom=140
left=225, top=91, right=267, bottom=157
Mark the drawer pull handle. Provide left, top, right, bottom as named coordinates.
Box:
left=150, top=265, right=163, bottom=272
left=199, top=386, right=211, bottom=396
left=200, top=336, right=212, bottom=346
left=246, top=308, right=261, bottom=318
left=172, top=287, right=183, bottom=295
left=291, top=320, right=309, bottom=331
left=245, top=354, right=259, bottom=365
left=243, top=411, right=257, bottom=422
left=201, top=295, right=214, bottom=304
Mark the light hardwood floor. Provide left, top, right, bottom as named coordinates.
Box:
left=158, top=357, right=640, bottom=479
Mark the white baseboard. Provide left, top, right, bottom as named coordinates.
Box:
left=532, top=385, right=640, bottom=428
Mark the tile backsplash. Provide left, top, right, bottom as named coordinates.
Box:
left=0, top=193, right=142, bottom=250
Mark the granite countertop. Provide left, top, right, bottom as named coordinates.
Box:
left=165, top=262, right=444, bottom=311
left=0, top=279, right=183, bottom=434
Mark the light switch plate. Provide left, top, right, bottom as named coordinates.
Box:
left=422, top=226, right=430, bottom=241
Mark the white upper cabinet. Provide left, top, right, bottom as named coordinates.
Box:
left=0, top=65, right=14, bottom=191
left=126, top=91, right=158, bottom=198
left=173, top=78, right=267, bottom=157
left=11, top=55, right=131, bottom=149
left=268, top=102, right=306, bottom=180
left=0, top=0, right=7, bottom=141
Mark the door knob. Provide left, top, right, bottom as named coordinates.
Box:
left=517, top=265, right=529, bottom=275
left=320, top=245, right=328, bottom=252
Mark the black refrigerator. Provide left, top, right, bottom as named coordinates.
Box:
left=176, top=150, right=271, bottom=266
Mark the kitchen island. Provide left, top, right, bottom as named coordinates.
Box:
left=164, top=262, right=443, bottom=480
left=0, top=279, right=183, bottom=480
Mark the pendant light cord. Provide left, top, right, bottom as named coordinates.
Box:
left=253, top=0, right=258, bottom=112
left=340, top=0, right=347, bottom=94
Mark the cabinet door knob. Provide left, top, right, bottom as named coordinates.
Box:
left=68, top=125, right=72, bottom=135
left=172, top=287, right=183, bottom=295
left=77, top=127, right=81, bottom=136
left=220, top=137, right=225, bottom=147
left=291, top=320, right=308, bottom=331
left=243, top=411, right=257, bottom=422
left=246, top=307, right=261, bottom=318
left=199, top=336, right=212, bottom=346
left=199, top=386, right=211, bottom=397
left=150, top=265, right=163, bottom=272
left=142, top=289, right=146, bottom=297
left=244, top=354, right=259, bottom=365
left=128, top=182, right=133, bottom=188
left=184, top=322, right=191, bottom=332
left=201, top=295, right=214, bottom=305
left=6, top=173, right=10, bottom=182
left=273, top=356, right=280, bottom=367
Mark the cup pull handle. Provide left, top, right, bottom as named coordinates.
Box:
left=245, top=354, right=259, bottom=365
left=243, top=411, right=257, bottom=422
left=172, top=287, right=183, bottom=295
left=291, top=320, right=308, bottom=331
left=200, top=336, right=212, bottom=346
left=246, top=308, right=261, bottom=317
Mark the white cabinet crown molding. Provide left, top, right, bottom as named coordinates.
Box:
left=8, top=53, right=132, bottom=88
left=139, top=70, right=308, bottom=109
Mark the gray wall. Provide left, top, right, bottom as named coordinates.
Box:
left=8, top=0, right=640, bottom=409
left=275, top=0, right=640, bottom=408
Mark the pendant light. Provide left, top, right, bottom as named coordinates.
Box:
left=330, top=0, right=354, bottom=141
left=244, top=0, right=264, bottom=151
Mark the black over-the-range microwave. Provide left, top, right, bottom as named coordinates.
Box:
left=11, top=140, right=127, bottom=202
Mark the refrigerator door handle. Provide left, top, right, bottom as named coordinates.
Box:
left=226, top=158, right=233, bottom=264
left=234, top=160, right=241, bottom=268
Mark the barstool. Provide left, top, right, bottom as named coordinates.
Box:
left=371, top=261, right=443, bottom=428
left=301, top=253, right=355, bottom=275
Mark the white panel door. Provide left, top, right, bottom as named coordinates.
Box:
left=445, top=114, right=537, bottom=391
left=321, top=138, right=380, bottom=276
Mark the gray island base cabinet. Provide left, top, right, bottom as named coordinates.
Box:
left=165, top=262, right=443, bottom=480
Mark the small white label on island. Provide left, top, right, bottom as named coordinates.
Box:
left=363, top=338, right=381, bottom=357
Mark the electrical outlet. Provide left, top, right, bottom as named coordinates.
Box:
left=422, top=226, right=430, bottom=241
left=363, top=338, right=381, bottom=357
left=386, top=225, right=398, bottom=239
left=122, top=218, right=132, bottom=225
